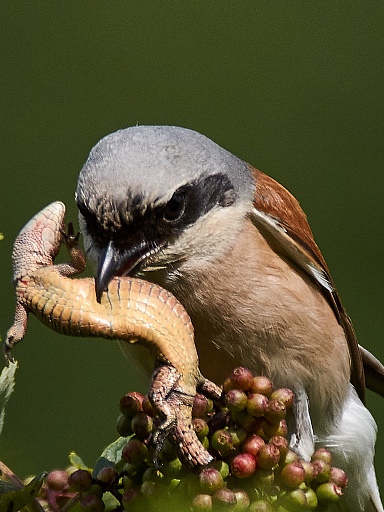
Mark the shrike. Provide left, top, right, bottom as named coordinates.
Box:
left=75, top=125, right=383, bottom=511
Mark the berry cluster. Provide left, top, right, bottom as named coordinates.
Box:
left=39, top=367, right=348, bottom=511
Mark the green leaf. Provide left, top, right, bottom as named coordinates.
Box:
left=0, top=472, right=46, bottom=512
left=93, top=436, right=130, bottom=477
left=68, top=451, right=92, bottom=471
left=0, top=359, right=18, bottom=438
left=103, top=491, right=121, bottom=512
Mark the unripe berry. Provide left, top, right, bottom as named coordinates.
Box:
left=269, top=388, right=294, bottom=409
left=142, top=467, right=164, bottom=484
left=142, top=395, right=156, bottom=416
left=281, top=449, right=299, bottom=466
left=232, top=489, right=250, bottom=511
left=282, top=488, right=307, bottom=509
left=312, top=447, right=332, bottom=465
left=161, top=457, right=185, bottom=479
left=211, top=429, right=234, bottom=457
left=193, top=418, right=209, bottom=439
left=312, top=459, right=331, bottom=483
left=225, top=389, right=248, bottom=412
left=116, top=413, right=134, bottom=437
left=199, top=468, right=225, bottom=494
left=230, top=453, right=257, bottom=478
left=264, top=399, right=286, bottom=424
left=227, top=426, right=247, bottom=447
left=246, top=394, right=268, bottom=417
left=250, top=376, right=274, bottom=397
left=304, top=488, right=318, bottom=509
left=208, top=460, right=230, bottom=479
left=263, top=418, right=288, bottom=439
left=256, top=444, right=280, bottom=470
left=212, top=487, right=237, bottom=509
left=301, top=460, right=317, bottom=483
left=316, top=482, right=343, bottom=503
left=248, top=500, right=273, bottom=512
left=121, top=489, right=142, bottom=511
left=192, top=494, right=213, bottom=511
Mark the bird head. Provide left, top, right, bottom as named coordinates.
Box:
left=75, top=126, right=254, bottom=301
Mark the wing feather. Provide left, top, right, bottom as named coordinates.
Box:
left=249, top=166, right=369, bottom=401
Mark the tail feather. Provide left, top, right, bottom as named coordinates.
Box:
left=315, top=385, right=383, bottom=512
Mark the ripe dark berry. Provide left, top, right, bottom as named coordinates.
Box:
left=68, top=469, right=93, bottom=493
left=119, top=391, right=143, bottom=416
left=131, top=412, right=153, bottom=439
left=122, top=438, right=148, bottom=465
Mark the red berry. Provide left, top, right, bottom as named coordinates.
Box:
left=119, top=391, right=143, bottom=416
left=264, top=399, right=286, bottom=424
left=330, top=466, right=348, bottom=488
left=231, top=453, right=257, bottom=478
left=223, top=367, right=254, bottom=392
left=279, top=461, right=306, bottom=488
left=242, top=434, right=265, bottom=457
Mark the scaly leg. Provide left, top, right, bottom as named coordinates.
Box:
left=149, top=364, right=213, bottom=468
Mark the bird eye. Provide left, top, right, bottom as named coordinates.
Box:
left=163, top=192, right=186, bottom=222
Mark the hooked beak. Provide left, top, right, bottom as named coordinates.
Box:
left=95, top=240, right=151, bottom=302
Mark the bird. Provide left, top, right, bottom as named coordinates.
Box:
left=75, top=125, right=383, bottom=511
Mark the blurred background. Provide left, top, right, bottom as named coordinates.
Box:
left=1, top=2, right=383, bottom=488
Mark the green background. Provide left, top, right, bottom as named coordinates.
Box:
left=1, top=1, right=383, bottom=491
